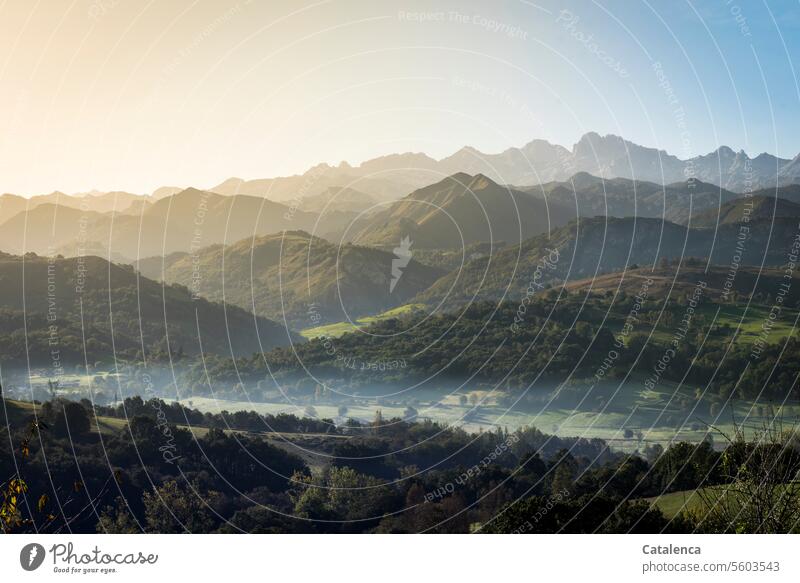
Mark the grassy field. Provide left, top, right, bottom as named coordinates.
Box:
left=709, top=304, right=800, bottom=344
left=645, top=484, right=800, bottom=526
left=645, top=487, right=714, bottom=519
left=586, top=302, right=799, bottom=348
left=1, top=399, right=126, bottom=435
left=301, top=297, right=799, bottom=347
left=639, top=304, right=799, bottom=347
left=300, top=303, right=425, bottom=338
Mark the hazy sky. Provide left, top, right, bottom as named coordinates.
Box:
left=1, top=0, right=799, bottom=195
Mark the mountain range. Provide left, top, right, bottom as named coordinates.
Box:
left=203, top=132, right=800, bottom=201
left=5, top=133, right=799, bottom=212
left=7, top=170, right=800, bottom=266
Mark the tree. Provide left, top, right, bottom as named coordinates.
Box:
left=696, top=421, right=800, bottom=533
left=484, top=494, right=680, bottom=534
left=141, top=480, right=220, bottom=534
left=52, top=401, right=91, bottom=437
left=550, top=451, right=578, bottom=494
left=97, top=497, right=140, bottom=533
left=644, top=443, right=664, bottom=464
left=291, top=467, right=399, bottom=529
left=459, top=395, right=468, bottom=406
left=337, top=404, right=349, bottom=417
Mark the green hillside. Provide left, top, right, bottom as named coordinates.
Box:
left=136, top=231, right=443, bottom=327
left=0, top=251, right=298, bottom=368
left=691, top=194, right=800, bottom=227
left=415, top=215, right=800, bottom=309
left=350, top=173, right=574, bottom=249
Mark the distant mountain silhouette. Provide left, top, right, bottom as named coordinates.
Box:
left=209, top=165, right=420, bottom=203
left=298, top=186, right=378, bottom=214
left=0, top=204, right=109, bottom=255
left=0, top=190, right=146, bottom=225
left=0, top=188, right=319, bottom=260
left=206, top=133, right=800, bottom=201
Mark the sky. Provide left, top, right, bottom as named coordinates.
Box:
left=1, top=0, right=799, bottom=196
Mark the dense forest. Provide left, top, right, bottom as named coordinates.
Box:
left=2, top=395, right=798, bottom=533
left=176, top=293, right=800, bottom=404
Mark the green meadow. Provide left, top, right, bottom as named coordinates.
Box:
left=300, top=303, right=425, bottom=339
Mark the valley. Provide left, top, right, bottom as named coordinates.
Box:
left=8, top=0, right=800, bottom=545
left=6, top=136, right=800, bottom=536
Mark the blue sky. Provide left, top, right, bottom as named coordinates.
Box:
left=520, top=0, right=800, bottom=159
left=1, top=0, right=799, bottom=194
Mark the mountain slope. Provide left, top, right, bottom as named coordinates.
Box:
left=691, top=194, right=800, bottom=228
left=135, top=231, right=444, bottom=327
left=415, top=215, right=800, bottom=308
left=2, top=188, right=320, bottom=260
left=564, top=264, right=800, bottom=305
left=524, top=173, right=737, bottom=224
left=349, top=173, right=574, bottom=249
left=299, top=186, right=378, bottom=214
left=87, top=188, right=320, bottom=259
left=0, top=193, right=31, bottom=224
left=0, top=252, right=298, bottom=368
left=55, top=190, right=149, bottom=213
left=210, top=164, right=421, bottom=203
left=0, top=204, right=110, bottom=254
left=0, top=191, right=147, bottom=225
